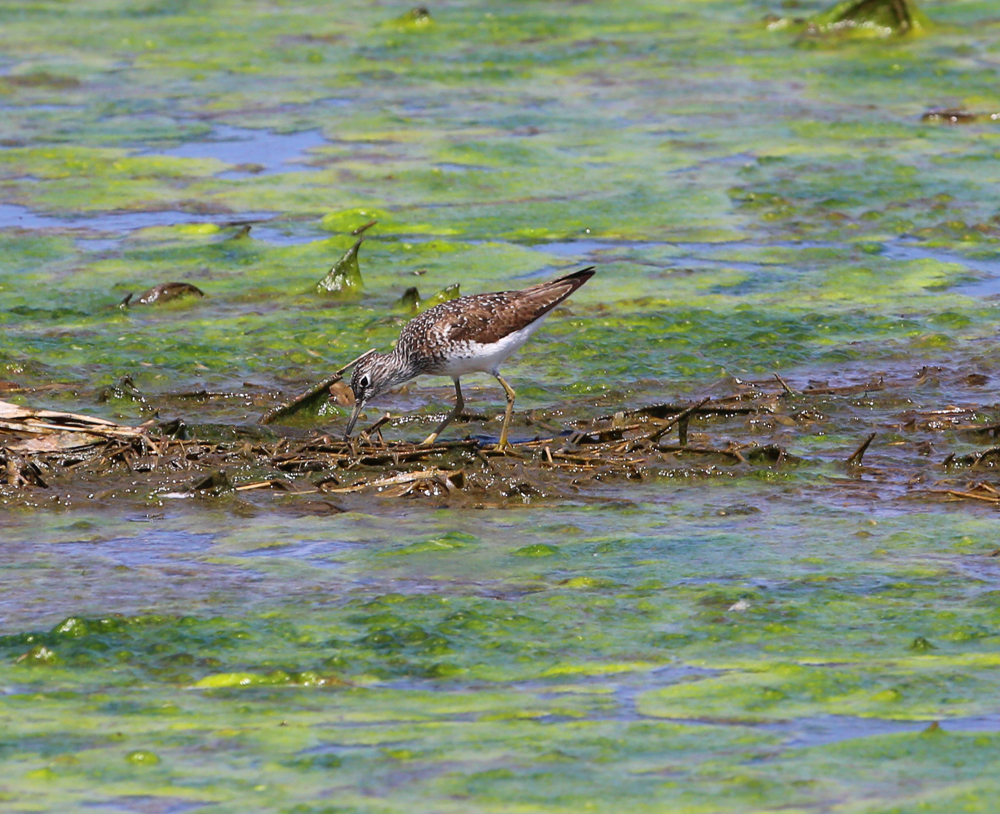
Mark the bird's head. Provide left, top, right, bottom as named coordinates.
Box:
left=344, top=351, right=409, bottom=439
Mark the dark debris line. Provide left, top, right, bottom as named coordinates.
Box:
left=4, top=371, right=1000, bottom=508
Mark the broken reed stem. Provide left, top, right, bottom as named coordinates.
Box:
left=774, top=373, right=797, bottom=396
left=649, top=397, right=712, bottom=444
left=677, top=414, right=690, bottom=447
left=360, top=412, right=392, bottom=441
left=932, top=488, right=1000, bottom=504
left=847, top=432, right=877, bottom=465
left=351, top=219, right=378, bottom=236
left=929, top=480, right=1000, bottom=505
left=321, top=468, right=453, bottom=494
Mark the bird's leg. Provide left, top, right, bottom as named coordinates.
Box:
left=420, top=378, right=464, bottom=446
left=494, top=373, right=517, bottom=451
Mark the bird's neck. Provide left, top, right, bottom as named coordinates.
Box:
left=382, top=347, right=422, bottom=388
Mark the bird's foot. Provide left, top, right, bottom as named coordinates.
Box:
left=490, top=439, right=520, bottom=456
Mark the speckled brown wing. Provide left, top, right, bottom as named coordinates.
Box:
left=443, top=267, right=595, bottom=345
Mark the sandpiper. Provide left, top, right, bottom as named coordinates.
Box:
left=344, top=267, right=595, bottom=448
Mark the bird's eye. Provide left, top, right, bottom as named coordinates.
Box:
left=359, top=375, right=370, bottom=389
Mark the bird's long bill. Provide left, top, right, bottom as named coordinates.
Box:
left=344, top=400, right=365, bottom=440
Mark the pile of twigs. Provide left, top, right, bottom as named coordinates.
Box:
left=5, top=368, right=1000, bottom=508
left=0, top=394, right=785, bottom=500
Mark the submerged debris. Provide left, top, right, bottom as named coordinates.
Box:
left=397, top=287, right=421, bottom=313
left=922, top=109, right=1000, bottom=125
left=931, top=481, right=1000, bottom=505
left=187, top=469, right=234, bottom=496
left=768, top=0, right=930, bottom=39
left=807, top=0, right=930, bottom=37
left=398, top=7, right=432, bottom=27
left=0, top=399, right=154, bottom=489
left=98, top=375, right=148, bottom=409
left=7, top=370, right=1000, bottom=510
left=3, top=451, right=47, bottom=488
left=395, top=283, right=461, bottom=314
left=422, top=283, right=460, bottom=309
left=847, top=432, right=877, bottom=465
left=947, top=447, right=1000, bottom=469
left=0, top=399, right=150, bottom=454
left=351, top=219, right=378, bottom=236
left=260, top=350, right=372, bottom=425
left=0, top=389, right=793, bottom=504
left=121, top=282, right=205, bottom=308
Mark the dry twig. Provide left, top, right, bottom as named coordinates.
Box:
left=649, top=397, right=712, bottom=444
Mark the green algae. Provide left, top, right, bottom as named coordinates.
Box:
left=124, top=749, right=161, bottom=766
left=512, top=544, right=561, bottom=558
left=2, top=504, right=1000, bottom=812
left=637, top=658, right=1000, bottom=722
left=320, top=208, right=457, bottom=238
left=384, top=531, right=479, bottom=556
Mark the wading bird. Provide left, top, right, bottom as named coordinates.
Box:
left=344, top=267, right=595, bottom=448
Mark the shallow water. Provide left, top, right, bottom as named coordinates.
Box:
left=157, top=125, right=328, bottom=178
left=3, top=0, right=1000, bottom=811
left=4, top=497, right=1000, bottom=812
left=0, top=202, right=276, bottom=232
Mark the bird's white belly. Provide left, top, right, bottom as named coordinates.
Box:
left=433, top=315, right=549, bottom=377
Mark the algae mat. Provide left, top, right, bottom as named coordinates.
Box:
left=3, top=0, right=1000, bottom=812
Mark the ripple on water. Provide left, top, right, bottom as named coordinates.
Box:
left=434, top=162, right=494, bottom=173
left=0, top=103, right=83, bottom=112
left=54, top=529, right=217, bottom=568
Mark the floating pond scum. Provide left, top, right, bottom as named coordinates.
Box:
left=3, top=0, right=1000, bottom=811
